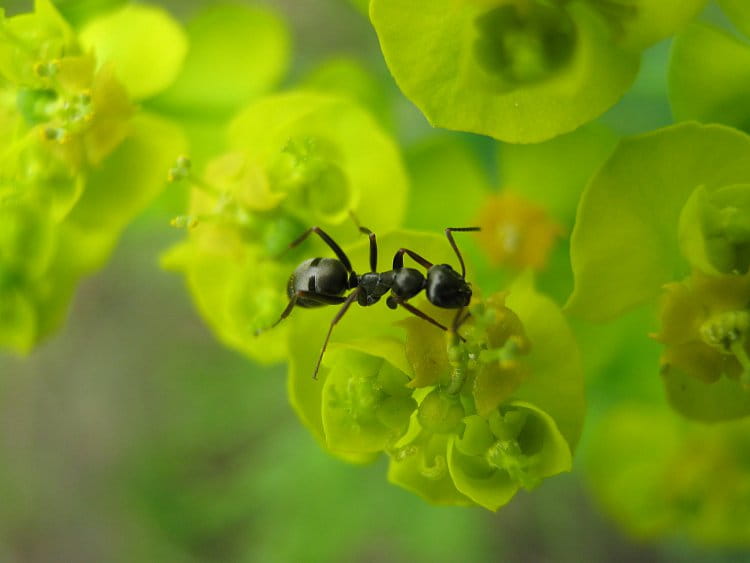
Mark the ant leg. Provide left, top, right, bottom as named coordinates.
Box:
left=452, top=308, right=471, bottom=332
left=255, top=291, right=346, bottom=336
left=445, top=227, right=480, bottom=279
left=313, top=288, right=361, bottom=379
left=348, top=212, right=378, bottom=272
left=392, top=248, right=433, bottom=271
left=388, top=296, right=449, bottom=333
left=359, top=227, right=378, bottom=273
left=289, top=227, right=354, bottom=274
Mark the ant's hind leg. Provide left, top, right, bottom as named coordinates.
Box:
left=313, top=288, right=361, bottom=379
left=445, top=227, right=480, bottom=279
left=254, top=291, right=346, bottom=336
left=288, top=227, right=354, bottom=274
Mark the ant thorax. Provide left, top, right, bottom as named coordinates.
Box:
left=358, top=271, right=396, bottom=306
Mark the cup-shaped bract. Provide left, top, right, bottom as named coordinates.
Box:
left=388, top=277, right=583, bottom=509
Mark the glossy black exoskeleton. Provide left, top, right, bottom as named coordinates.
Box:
left=257, top=224, right=480, bottom=378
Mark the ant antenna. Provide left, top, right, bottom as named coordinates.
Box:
left=445, top=227, right=480, bottom=279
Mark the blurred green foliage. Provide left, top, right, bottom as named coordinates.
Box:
left=2, top=0, right=750, bottom=561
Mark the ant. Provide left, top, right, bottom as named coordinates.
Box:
left=256, top=222, right=480, bottom=379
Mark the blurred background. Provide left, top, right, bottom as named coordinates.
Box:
left=2, top=0, right=750, bottom=561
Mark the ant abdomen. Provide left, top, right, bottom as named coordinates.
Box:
left=288, top=257, right=349, bottom=307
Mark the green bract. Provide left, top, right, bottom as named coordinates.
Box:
left=569, top=123, right=750, bottom=320
left=152, top=3, right=290, bottom=117
left=670, top=14, right=750, bottom=131
left=79, top=3, right=188, bottom=100
left=372, top=0, right=698, bottom=142
left=569, top=122, right=750, bottom=420
left=166, top=92, right=408, bottom=364
left=0, top=1, right=186, bottom=352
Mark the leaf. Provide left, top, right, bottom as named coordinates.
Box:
left=568, top=122, right=750, bottom=321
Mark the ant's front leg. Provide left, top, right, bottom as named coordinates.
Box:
left=254, top=290, right=346, bottom=336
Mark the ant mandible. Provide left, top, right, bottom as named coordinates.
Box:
left=256, top=222, right=480, bottom=379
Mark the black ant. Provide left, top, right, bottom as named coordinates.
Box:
left=256, top=223, right=480, bottom=379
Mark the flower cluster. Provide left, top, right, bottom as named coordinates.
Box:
left=285, top=231, right=584, bottom=509
left=0, top=0, right=184, bottom=352
left=570, top=122, right=750, bottom=420
left=164, top=91, right=408, bottom=363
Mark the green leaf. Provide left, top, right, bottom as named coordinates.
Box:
left=370, top=0, right=639, bottom=142
left=79, top=3, right=188, bottom=100
left=568, top=122, right=750, bottom=321
left=669, top=22, right=750, bottom=131
left=152, top=3, right=290, bottom=116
